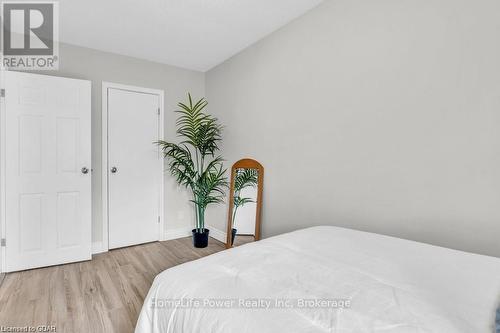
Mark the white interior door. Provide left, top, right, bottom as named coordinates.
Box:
left=3, top=71, right=91, bottom=272
left=107, top=86, right=161, bottom=249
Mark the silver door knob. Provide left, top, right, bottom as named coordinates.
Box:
left=110, top=167, right=118, bottom=174
left=81, top=167, right=89, bottom=174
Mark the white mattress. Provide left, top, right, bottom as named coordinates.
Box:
left=135, top=226, right=500, bottom=332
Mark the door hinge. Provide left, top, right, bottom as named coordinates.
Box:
left=158, top=216, right=160, bottom=223
left=157, top=108, right=160, bottom=115
left=0, top=89, right=5, bottom=98
left=1, top=238, right=5, bottom=247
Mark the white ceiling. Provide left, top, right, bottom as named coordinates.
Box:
left=59, top=0, right=323, bottom=72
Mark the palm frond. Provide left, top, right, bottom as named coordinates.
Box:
left=156, top=140, right=196, bottom=189
left=174, top=94, right=222, bottom=158
left=195, top=163, right=228, bottom=209
left=231, top=168, right=258, bottom=228
left=234, top=168, right=259, bottom=192
left=234, top=196, right=254, bottom=208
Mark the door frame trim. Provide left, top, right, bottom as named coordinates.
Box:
left=0, top=69, right=7, bottom=273
left=101, top=81, right=165, bottom=253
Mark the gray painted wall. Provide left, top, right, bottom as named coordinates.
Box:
left=38, top=43, right=205, bottom=245
left=206, top=0, right=500, bottom=257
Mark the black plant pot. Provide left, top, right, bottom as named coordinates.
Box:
left=192, top=229, right=210, bottom=248
left=231, top=228, right=237, bottom=246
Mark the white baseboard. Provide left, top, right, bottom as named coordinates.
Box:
left=165, top=226, right=226, bottom=243
left=92, top=241, right=107, bottom=254
left=207, top=226, right=227, bottom=243
left=93, top=227, right=225, bottom=250
left=165, top=227, right=192, bottom=240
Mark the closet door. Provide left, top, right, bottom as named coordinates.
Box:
left=3, top=71, right=91, bottom=272
left=106, top=86, right=161, bottom=249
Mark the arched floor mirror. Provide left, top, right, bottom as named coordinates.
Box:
left=225, top=159, right=264, bottom=249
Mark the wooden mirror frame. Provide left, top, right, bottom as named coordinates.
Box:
left=225, top=159, right=264, bottom=249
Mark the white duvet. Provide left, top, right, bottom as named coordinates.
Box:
left=135, top=226, right=500, bottom=332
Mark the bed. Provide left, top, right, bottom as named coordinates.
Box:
left=135, top=226, right=500, bottom=332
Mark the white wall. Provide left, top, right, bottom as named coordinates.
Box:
left=206, top=0, right=500, bottom=257
left=38, top=43, right=205, bottom=247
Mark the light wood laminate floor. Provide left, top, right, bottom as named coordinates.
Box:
left=0, top=237, right=225, bottom=333
left=233, top=235, right=256, bottom=247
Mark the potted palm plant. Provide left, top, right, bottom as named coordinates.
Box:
left=231, top=168, right=259, bottom=245
left=157, top=94, right=228, bottom=248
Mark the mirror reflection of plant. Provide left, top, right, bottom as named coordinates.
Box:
left=232, top=168, right=259, bottom=229
left=156, top=93, right=228, bottom=234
